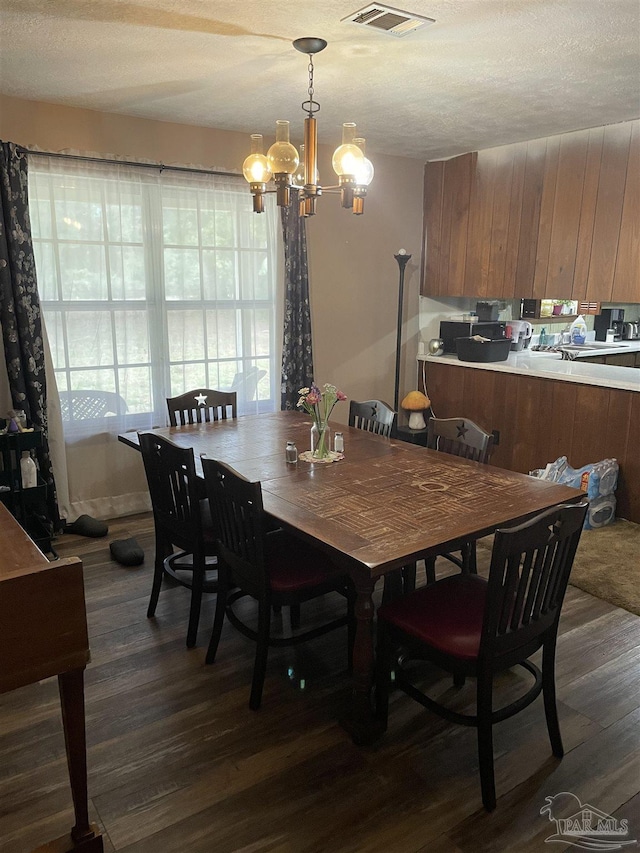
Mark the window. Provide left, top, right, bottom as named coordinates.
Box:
left=29, top=157, right=279, bottom=439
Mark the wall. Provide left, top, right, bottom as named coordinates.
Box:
left=0, top=94, right=424, bottom=516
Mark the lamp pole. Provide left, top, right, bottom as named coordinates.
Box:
left=393, top=249, right=411, bottom=414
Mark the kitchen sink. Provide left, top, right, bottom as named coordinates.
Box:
left=560, top=342, right=629, bottom=351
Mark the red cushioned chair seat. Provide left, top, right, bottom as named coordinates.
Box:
left=265, top=531, right=344, bottom=594
left=199, top=499, right=217, bottom=546
left=378, top=573, right=488, bottom=661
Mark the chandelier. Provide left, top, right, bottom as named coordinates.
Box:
left=242, top=37, right=374, bottom=217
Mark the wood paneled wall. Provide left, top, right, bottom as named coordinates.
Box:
left=421, top=120, right=640, bottom=302
left=421, top=361, right=640, bottom=523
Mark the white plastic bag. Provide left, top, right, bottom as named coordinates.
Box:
left=530, top=456, right=618, bottom=529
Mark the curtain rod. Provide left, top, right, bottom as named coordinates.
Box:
left=21, top=147, right=239, bottom=179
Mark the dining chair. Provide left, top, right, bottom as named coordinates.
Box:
left=427, top=416, right=494, bottom=463
left=348, top=399, right=396, bottom=437
left=201, top=456, right=355, bottom=710
left=139, top=432, right=218, bottom=648
left=375, top=500, right=588, bottom=811
left=420, top=416, right=495, bottom=586
left=166, top=388, right=237, bottom=426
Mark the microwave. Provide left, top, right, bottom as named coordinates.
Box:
left=439, top=321, right=508, bottom=353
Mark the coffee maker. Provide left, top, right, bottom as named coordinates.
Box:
left=594, top=308, right=624, bottom=341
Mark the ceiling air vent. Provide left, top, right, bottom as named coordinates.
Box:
left=342, top=4, right=435, bottom=37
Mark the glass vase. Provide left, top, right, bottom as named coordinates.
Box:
left=310, top=422, right=331, bottom=460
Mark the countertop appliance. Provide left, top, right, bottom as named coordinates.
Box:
left=623, top=322, right=639, bottom=340
left=439, top=320, right=507, bottom=353
left=507, top=319, right=533, bottom=351
left=594, top=308, right=624, bottom=341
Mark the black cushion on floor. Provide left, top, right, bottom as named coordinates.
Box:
left=65, top=514, right=109, bottom=537
left=110, top=538, right=144, bottom=566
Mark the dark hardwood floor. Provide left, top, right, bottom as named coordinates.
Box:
left=1, top=513, right=639, bottom=852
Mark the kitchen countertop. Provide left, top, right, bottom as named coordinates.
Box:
left=419, top=342, right=640, bottom=392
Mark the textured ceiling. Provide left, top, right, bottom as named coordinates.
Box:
left=0, top=0, right=638, bottom=160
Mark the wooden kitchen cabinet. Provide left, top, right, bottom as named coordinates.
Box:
left=420, top=360, right=640, bottom=523
left=612, top=120, right=640, bottom=303
left=421, top=119, right=640, bottom=303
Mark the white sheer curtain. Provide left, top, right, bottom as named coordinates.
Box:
left=28, top=156, right=279, bottom=520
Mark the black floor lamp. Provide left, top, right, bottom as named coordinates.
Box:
left=393, top=249, right=411, bottom=414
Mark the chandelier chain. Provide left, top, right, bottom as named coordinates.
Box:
left=302, top=54, right=320, bottom=116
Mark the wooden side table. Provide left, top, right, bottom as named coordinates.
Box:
left=0, top=503, right=103, bottom=853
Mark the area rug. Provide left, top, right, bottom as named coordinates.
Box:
left=569, top=519, right=640, bottom=616
left=476, top=519, right=640, bottom=616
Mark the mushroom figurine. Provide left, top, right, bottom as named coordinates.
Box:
left=401, top=390, right=431, bottom=430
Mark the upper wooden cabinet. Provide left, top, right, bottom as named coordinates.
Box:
left=421, top=120, right=639, bottom=303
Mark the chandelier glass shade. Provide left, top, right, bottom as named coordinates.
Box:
left=243, top=38, right=373, bottom=217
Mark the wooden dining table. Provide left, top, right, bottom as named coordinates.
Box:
left=119, top=410, right=583, bottom=743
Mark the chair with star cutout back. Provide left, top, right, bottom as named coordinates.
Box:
left=348, top=399, right=396, bottom=438
left=348, top=400, right=404, bottom=603
left=419, top=417, right=495, bottom=586
left=167, top=388, right=237, bottom=427
left=427, top=416, right=495, bottom=464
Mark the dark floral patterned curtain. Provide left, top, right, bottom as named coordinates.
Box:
left=0, top=141, right=59, bottom=529
left=280, top=188, right=314, bottom=410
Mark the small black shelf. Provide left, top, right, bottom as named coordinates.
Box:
left=393, top=424, right=429, bottom=447
left=0, top=429, right=53, bottom=554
